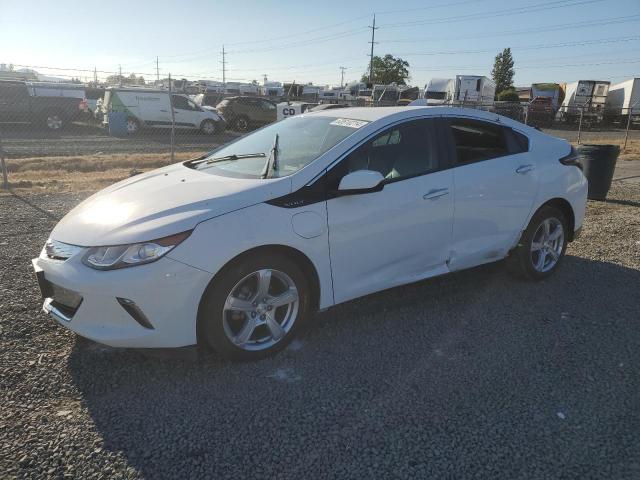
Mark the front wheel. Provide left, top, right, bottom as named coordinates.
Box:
left=200, top=119, right=217, bottom=135
left=44, top=113, right=64, bottom=131
left=199, top=253, right=310, bottom=360
left=234, top=115, right=250, bottom=132
left=508, top=206, right=568, bottom=280
left=125, top=117, right=139, bottom=135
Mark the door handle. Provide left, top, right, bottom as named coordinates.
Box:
left=516, top=164, right=535, bottom=174
left=423, top=188, right=449, bottom=200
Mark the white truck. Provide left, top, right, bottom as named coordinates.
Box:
left=102, top=87, right=225, bottom=135
left=604, top=78, right=640, bottom=125
left=423, top=78, right=455, bottom=105
left=558, top=80, right=610, bottom=124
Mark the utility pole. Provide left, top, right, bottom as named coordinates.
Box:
left=368, top=14, right=378, bottom=85
left=263, top=74, right=268, bottom=84
left=221, top=45, right=227, bottom=86
left=156, top=56, right=160, bottom=83
left=339, top=66, right=347, bottom=88
left=93, top=66, right=97, bottom=84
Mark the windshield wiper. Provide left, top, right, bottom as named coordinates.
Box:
left=205, top=153, right=266, bottom=165
left=260, top=133, right=279, bottom=179
left=187, top=152, right=266, bottom=167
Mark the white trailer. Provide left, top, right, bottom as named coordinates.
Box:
left=604, top=78, right=640, bottom=124
left=530, top=83, right=562, bottom=109
left=455, top=75, right=495, bottom=106
left=423, top=78, right=455, bottom=105
left=559, top=80, right=610, bottom=123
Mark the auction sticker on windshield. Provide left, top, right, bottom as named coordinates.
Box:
left=330, top=118, right=369, bottom=129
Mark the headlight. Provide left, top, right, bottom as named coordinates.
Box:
left=82, top=231, right=191, bottom=270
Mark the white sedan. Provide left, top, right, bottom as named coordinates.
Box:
left=33, top=107, right=587, bottom=360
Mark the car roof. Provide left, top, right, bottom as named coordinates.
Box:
left=305, top=106, right=502, bottom=122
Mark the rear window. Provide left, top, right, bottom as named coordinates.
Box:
left=449, top=119, right=509, bottom=164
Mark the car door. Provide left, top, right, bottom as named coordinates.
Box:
left=0, top=82, right=30, bottom=122
left=440, top=116, right=538, bottom=271
left=171, top=94, right=197, bottom=128
left=325, top=118, right=454, bottom=304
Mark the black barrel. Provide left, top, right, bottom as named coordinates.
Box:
left=577, top=144, right=620, bottom=201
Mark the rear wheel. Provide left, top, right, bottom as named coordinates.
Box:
left=200, top=253, right=310, bottom=360
left=125, top=117, right=139, bottom=135
left=508, top=206, right=568, bottom=280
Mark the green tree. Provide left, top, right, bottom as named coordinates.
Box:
left=492, top=48, right=515, bottom=95
left=362, top=54, right=410, bottom=85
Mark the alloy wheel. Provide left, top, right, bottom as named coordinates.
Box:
left=530, top=217, right=564, bottom=273
left=46, top=115, right=63, bottom=130
left=126, top=119, right=138, bottom=134
left=222, top=269, right=299, bottom=351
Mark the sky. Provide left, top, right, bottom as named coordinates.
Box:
left=1, top=0, right=639, bottom=88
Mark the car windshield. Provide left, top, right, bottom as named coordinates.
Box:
left=189, top=115, right=367, bottom=178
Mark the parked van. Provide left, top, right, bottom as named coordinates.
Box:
left=103, top=87, right=225, bottom=135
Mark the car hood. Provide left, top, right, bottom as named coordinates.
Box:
left=51, top=163, right=290, bottom=246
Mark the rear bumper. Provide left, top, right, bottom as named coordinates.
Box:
left=32, top=253, right=213, bottom=348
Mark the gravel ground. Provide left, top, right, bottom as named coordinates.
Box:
left=1, top=173, right=639, bottom=479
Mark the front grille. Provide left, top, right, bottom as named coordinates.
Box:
left=42, top=239, right=83, bottom=261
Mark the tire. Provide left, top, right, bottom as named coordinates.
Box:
left=125, top=117, right=139, bottom=135
left=234, top=115, right=250, bottom=132
left=44, top=112, right=64, bottom=131
left=508, top=205, right=568, bottom=280
left=200, top=119, right=217, bottom=136
left=199, top=252, right=311, bottom=360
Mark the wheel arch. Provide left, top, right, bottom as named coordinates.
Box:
left=195, top=244, right=322, bottom=345
left=532, top=197, right=577, bottom=241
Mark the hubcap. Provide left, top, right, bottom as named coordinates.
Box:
left=47, top=116, right=62, bottom=130
left=203, top=121, right=215, bottom=134
left=222, top=269, right=299, bottom=351
left=237, top=118, right=247, bottom=131
left=126, top=120, right=137, bottom=133
left=530, top=217, right=564, bottom=273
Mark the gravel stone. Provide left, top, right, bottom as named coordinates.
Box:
left=1, top=173, right=639, bottom=479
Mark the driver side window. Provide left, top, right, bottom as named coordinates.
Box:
left=345, top=119, right=438, bottom=181
left=324, top=119, right=440, bottom=192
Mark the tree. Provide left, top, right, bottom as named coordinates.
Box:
left=361, top=54, right=410, bottom=85
left=492, top=48, right=515, bottom=95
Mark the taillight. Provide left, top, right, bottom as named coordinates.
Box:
left=559, top=146, right=583, bottom=171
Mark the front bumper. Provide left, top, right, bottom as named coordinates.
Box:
left=32, top=251, right=213, bottom=348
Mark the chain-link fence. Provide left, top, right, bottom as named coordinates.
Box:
left=0, top=77, right=638, bottom=193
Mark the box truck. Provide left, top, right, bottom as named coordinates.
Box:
left=558, top=80, right=610, bottom=123
left=604, top=78, right=640, bottom=125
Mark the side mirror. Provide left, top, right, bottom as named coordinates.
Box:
left=338, top=170, right=385, bottom=193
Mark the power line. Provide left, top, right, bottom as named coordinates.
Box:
left=381, top=14, right=640, bottom=44
left=393, top=35, right=640, bottom=57
left=379, top=0, right=606, bottom=28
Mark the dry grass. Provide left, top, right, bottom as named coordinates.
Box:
left=1, top=151, right=207, bottom=193
left=572, top=139, right=639, bottom=161
left=2, top=139, right=639, bottom=194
